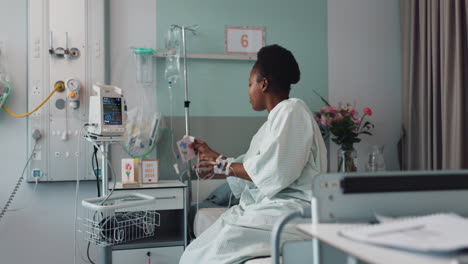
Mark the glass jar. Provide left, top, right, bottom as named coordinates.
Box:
left=337, top=146, right=358, bottom=172
left=135, top=52, right=154, bottom=84
left=134, top=48, right=155, bottom=84
left=365, top=145, right=386, bottom=172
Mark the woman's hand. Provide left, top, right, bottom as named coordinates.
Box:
left=193, top=161, right=217, bottom=179
left=190, top=139, right=220, bottom=162
left=190, top=139, right=225, bottom=179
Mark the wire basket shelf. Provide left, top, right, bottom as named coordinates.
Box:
left=79, top=193, right=160, bottom=247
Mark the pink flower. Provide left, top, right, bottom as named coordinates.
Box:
left=334, top=113, right=344, bottom=122
left=314, top=102, right=374, bottom=148
left=324, top=106, right=336, bottom=113
left=125, top=163, right=132, bottom=171
left=320, top=115, right=328, bottom=126
left=363, top=107, right=372, bottom=116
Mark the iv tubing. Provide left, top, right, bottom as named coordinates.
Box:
left=2, top=82, right=62, bottom=118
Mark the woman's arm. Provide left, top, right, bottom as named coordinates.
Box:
left=194, top=161, right=253, bottom=182
left=228, top=163, right=252, bottom=182
left=190, top=139, right=252, bottom=181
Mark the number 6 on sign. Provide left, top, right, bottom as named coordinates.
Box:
left=241, top=34, right=249, bottom=48
left=226, top=27, right=265, bottom=54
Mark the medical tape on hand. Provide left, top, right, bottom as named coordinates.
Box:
left=213, top=161, right=226, bottom=174
left=213, top=155, right=226, bottom=174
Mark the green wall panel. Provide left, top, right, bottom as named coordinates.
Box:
left=156, top=0, right=328, bottom=116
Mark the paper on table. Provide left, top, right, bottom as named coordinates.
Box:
left=340, top=213, right=468, bottom=252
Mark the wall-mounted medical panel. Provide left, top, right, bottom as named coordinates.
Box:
left=27, top=0, right=106, bottom=182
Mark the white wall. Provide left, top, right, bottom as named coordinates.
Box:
left=0, top=1, right=157, bottom=263
left=328, top=0, right=402, bottom=171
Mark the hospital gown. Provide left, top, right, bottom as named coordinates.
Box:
left=180, top=98, right=327, bottom=264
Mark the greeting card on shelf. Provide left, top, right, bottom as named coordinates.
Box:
left=142, top=159, right=159, bottom=184
left=122, top=158, right=139, bottom=184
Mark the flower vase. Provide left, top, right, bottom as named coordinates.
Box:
left=337, top=146, right=357, bottom=172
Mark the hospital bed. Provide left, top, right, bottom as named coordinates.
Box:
left=194, top=170, right=468, bottom=263
left=312, top=170, right=468, bottom=222
left=270, top=170, right=468, bottom=264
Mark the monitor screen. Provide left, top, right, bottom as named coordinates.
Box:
left=103, top=97, right=122, bottom=125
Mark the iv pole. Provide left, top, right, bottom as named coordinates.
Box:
left=171, top=24, right=198, bottom=212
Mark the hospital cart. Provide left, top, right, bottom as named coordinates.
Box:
left=101, top=180, right=188, bottom=264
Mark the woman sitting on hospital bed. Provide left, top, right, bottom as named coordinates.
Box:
left=180, top=44, right=327, bottom=264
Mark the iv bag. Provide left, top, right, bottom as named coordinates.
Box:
left=123, top=108, right=161, bottom=159
left=164, top=27, right=181, bottom=85
left=165, top=54, right=180, bottom=85
left=165, top=27, right=181, bottom=50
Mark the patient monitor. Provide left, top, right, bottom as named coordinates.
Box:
left=88, top=83, right=127, bottom=136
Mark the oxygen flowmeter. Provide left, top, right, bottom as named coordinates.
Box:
left=65, top=77, right=81, bottom=109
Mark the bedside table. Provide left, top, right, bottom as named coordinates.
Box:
left=102, top=180, right=188, bottom=264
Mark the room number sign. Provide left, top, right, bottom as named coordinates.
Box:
left=225, top=27, right=265, bottom=54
